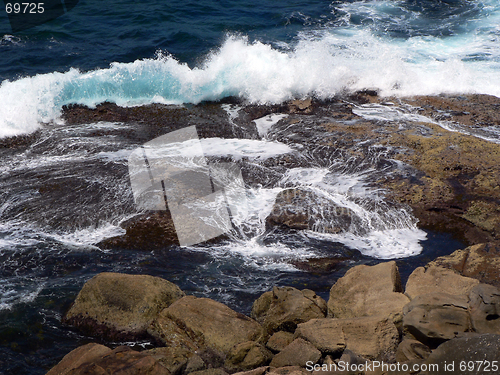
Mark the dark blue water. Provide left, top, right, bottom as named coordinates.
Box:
left=0, top=0, right=498, bottom=373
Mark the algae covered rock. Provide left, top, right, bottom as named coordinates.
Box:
left=63, top=272, right=185, bottom=341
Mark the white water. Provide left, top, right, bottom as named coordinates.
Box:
left=200, top=166, right=426, bottom=262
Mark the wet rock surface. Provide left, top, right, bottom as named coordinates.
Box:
left=56, top=94, right=500, bottom=252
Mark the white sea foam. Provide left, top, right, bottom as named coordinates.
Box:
left=253, top=114, right=289, bottom=137
left=1, top=7, right=500, bottom=139
left=200, top=138, right=294, bottom=160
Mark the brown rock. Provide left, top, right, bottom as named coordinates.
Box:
left=395, top=339, right=431, bottom=362
left=98, top=211, right=179, bottom=249
left=185, top=354, right=206, bottom=374
left=269, top=338, right=321, bottom=368
left=405, top=265, right=479, bottom=300
left=327, top=262, right=409, bottom=320
left=46, top=343, right=112, bottom=375
left=233, top=367, right=270, bottom=375
left=63, top=272, right=185, bottom=341
left=294, top=319, right=345, bottom=354
left=429, top=242, right=500, bottom=287
left=306, top=316, right=398, bottom=361
left=225, top=341, right=273, bottom=372
left=403, top=293, right=471, bottom=347
left=49, top=346, right=169, bottom=375
left=468, top=283, right=500, bottom=334
left=190, top=369, right=229, bottom=375
left=420, top=333, right=500, bottom=375
left=267, top=366, right=308, bottom=375
left=149, top=296, right=264, bottom=354
left=251, top=286, right=326, bottom=334
left=266, top=331, right=295, bottom=352
left=148, top=346, right=194, bottom=375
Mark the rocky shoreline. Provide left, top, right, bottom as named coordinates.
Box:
left=48, top=243, right=500, bottom=375
left=8, top=92, right=498, bottom=374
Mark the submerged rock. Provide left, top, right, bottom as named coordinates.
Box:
left=63, top=272, right=185, bottom=341
left=265, top=188, right=354, bottom=233
left=98, top=211, right=179, bottom=250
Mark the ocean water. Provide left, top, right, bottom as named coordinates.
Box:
left=0, top=0, right=497, bottom=373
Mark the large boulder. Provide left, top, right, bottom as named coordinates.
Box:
left=395, top=338, right=431, bottom=362
left=468, top=283, right=500, bottom=334
left=296, top=316, right=399, bottom=361
left=420, top=334, right=500, bottom=375
left=428, top=242, right=500, bottom=287
left=269, top=338, right=321, bottom=368
left=265, top=188, right=354, bottom=233
left=224, top=341, right=273, bottom=372
left=251, top=287, right=326, bottom=334
left=47, top=345, right=169, bottom=375
left=46, top=343, right=112, bottom=375
left=405, top=265, right=479, bottom=300
left=148, top=347, right=195, bottom=375
left=149, top=296, right=265, bottom=354
left=402, top=293, right=470, bottom=347
left=63, top=272, right=185, bottom=341
left=294, top=319, right=345, bottom=354
left=327, top=261, right=409, bottom=320
left=266, top=331, right=295, bottom=353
